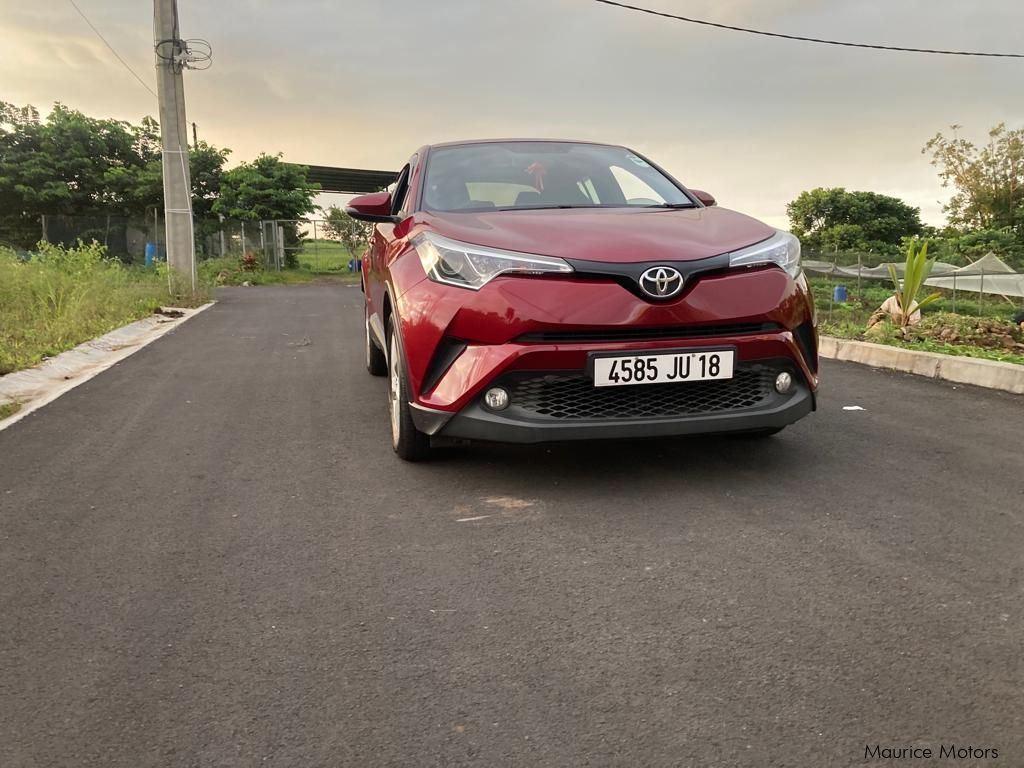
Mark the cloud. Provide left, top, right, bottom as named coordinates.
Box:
left=2, top=0, right=1022, bottom=226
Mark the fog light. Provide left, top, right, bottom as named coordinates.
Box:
left=484, top=387, right=510, bottom=411
left=775, top=372, right=793, bottom=394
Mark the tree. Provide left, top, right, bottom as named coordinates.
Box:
left=0, top=101, right=145, bottom=244
left=923, top=123, right=1024, bottom=233
left=886, top=240, right=941, bottom=329
left=322, top=205, right=371, bottom=257
left=786, top=187, right=924, bottom=257
left=0, top=101, right=230, bottom=249
left=214, top=154, right=319, bottom=266
left=213, top=154, right=318, bottom=221
left=188, top=141, right=230, bottom=220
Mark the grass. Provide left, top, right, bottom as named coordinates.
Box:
left=822, top=320, right=1024, bottom=366
left=809, top=276, right=1018, bottom=323
left=0, top=401, right=21, bottom=420
left=0, top=242, right=208, bottom=376
left=1, top=237, right=365, bottom=378
left=294, top=240, right=360, bottom=274
left=198, top=255, right=362, bottom=286
left=809, top=276, right=1024, bottom=366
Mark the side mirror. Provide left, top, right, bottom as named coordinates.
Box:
left=345, top=191, right=396, bottom=223
left=690, top=189, right=716, bottom=207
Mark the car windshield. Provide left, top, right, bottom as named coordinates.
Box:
left=421, top=141, right=694, bottom=213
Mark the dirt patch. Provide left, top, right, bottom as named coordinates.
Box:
left=901, top=313, right=1024, bottom=352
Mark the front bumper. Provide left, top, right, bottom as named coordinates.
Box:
left=411, top=359, right=814, bottom=444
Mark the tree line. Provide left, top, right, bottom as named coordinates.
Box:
left=788, top=123, right=1024, bottom=270
left=0, top=100, right=320, bottom=250
left=3, top=101, right=1021, bottom=270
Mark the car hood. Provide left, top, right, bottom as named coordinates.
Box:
left=420, top=206, right=775, bottom=264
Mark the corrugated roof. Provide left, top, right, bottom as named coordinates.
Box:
left=287, top=165, right=398, bottom=194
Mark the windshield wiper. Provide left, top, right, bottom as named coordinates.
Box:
left=495, top=204, right=591, bottom=211
left=643, top=203, right=696, bottom=209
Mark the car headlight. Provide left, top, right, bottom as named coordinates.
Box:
left=728, top=230, right=801, bottom=278
left=413, top=232, right=573, bottom=290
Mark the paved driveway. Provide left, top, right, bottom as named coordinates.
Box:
left=1, top=284, right=1021, bottom=767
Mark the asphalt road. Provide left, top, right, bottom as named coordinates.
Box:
left=1, top=283, right=1022, bottom=768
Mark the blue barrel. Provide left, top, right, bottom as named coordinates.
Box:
left=144, top=242, right=157, bottom=267
left=833, top=285, right=848, bottom=302
left=347, top=258, right=363, bottom=272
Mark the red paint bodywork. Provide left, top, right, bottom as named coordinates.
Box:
left=360, top=141, right=818, bottom=420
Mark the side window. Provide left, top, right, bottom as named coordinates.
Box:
left=390, top=165, right=411, bottom=217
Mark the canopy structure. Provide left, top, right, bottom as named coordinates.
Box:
left=803, top=252, right=1024, bottom=298
left=925, top=252, right=1024, bottom=298
left=286, top=164, right=398, bottom=194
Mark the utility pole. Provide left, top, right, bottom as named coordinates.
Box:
left=192, top=121, right=198, bottom=149
left=154, top=0, right=195, bottom=292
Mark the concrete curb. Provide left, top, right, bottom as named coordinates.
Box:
left=0, top=303, right=215, bottom=431
left=820, top=336, right=1024, bottom=395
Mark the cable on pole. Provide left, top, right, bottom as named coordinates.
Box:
left=591, top=0, right=1024, bottom=58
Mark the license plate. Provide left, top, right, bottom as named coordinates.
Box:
left=591, top=349, right=735, bottom=387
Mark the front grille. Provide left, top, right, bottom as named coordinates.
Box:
left=502, top=366, right=780, bottom=421
left=516, top=322, right=782, bottom=344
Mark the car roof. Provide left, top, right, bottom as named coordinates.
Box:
left=425, top=138, right=628, bottom=151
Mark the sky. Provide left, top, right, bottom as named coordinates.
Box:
left=1, top=0, right=1022, bottom=228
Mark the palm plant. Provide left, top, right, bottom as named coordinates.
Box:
left=887, top=239, right=943, bottom=327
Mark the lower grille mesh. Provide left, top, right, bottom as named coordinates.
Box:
left=506, top=368, right=777, bottom=420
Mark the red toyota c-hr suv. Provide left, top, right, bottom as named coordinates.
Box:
left=348, top=140, right=817, bottom=461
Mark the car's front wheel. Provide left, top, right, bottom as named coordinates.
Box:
left=365, top=305, right=387, bottom=376
left=387, top=321, right=432, bottom=462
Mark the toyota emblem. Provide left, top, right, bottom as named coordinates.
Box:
left=638, top=266, right=684, bottom=299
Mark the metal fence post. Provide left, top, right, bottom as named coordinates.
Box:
left=313, top=219, right=319, bottom=272
left=979, top=269, right=985, bottom=316
left=856, top=255, right=862, bottom=302
left=276, top=223, right=285, bottom=271
left=828, top=262, right=835, bottom=323
left=952, top=271, right=957, bottom=315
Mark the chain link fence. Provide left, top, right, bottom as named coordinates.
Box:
left=38, top=215, right=362, bottom=274
left=39, top=213, right=266, bottom=264
left=260, top=219, right=361, bottom=273
left=803, top=252, right=1023, bottom=324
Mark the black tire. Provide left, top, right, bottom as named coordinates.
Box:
left=365, top=304, right=387, bottom=376
left=387, top=319, right=432, bottom=462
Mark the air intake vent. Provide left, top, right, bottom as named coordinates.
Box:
left=516, top=322, right=782, bottom=344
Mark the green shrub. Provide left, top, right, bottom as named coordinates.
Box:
left=0, top=240, right=205, bottom=375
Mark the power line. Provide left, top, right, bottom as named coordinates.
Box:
left=67, top=0, right=158, bottom=97
left=591, top=0, right=1024, bottom=58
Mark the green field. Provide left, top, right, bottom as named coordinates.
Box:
left=808, top=276, right=1019, bottom=325
left=294, top=240, right=361, bottom=274
left=807, top=276, right=1024, bottom=366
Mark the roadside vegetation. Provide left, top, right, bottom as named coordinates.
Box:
left=812, top=275, right=1024, bottom=367
left=198, top=252, right=361, bottom=286
left=812, top=242, right=1023, bottom=366
left=0, top=241, right=208, bottom=375
left=0, top=239, right=364, bottom=377
left=794, top=122, right=1024, bottom=366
